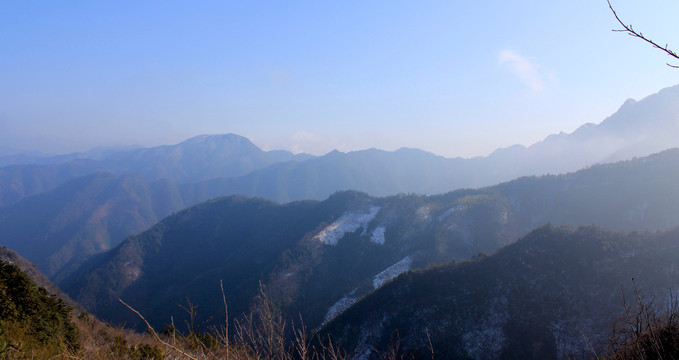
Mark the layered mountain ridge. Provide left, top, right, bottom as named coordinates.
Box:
left=0, top=85, right=678, bottom=359
left=0, top=133, right=310, bottom=207
left=61, top=148, right=679, bottom=334
left=2, top=84, right=679, bottom=208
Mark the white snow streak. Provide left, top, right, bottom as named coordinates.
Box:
left=314, top=206, right=380, bottom=245
left=322, top=293, right=358, bottom=325
left=370, top=226, right=386, bottom=245
left=373, top=256, right=412, bottom=289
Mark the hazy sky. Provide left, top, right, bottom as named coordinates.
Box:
left=1, top=1, right=678, bottom=158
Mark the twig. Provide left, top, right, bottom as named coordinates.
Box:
left=171, top=316, right=177, bottom=346
left=607, top=0, right=679, bottom=68
left=220, top=279, right=229, bottom=359
left=118, top=298, right=200, bottom=360
left=581, top=332, right=599, bottom=360
left=425, top=327, right=435, bottom=360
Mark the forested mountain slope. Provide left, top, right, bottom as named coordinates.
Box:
left=0, top=173, right=187, bottom=280
left=0, top=257, right=80, bottom=357
left=62, top=148, right=679, bottom=332
left=1, top=85, right=678, bottom=282
left=0, top=246, right=77, bottom=307
left=321, top=225, right=679, bottom=360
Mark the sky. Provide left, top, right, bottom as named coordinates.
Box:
left=1, top=1, right=678, bottom=158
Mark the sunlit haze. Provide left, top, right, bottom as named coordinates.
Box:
left=1, top=1, right=678, bottom=158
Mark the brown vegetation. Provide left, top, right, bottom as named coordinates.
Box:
left=605, top=281, right=679, bottom=360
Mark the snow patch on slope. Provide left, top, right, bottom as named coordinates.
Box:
left=416, top=206, right=431, bottom=220
left=322, top=292, right=358, bottom=325
left=373, top=256, right=412, bottom=289
left=370, top=226, right=386, bottom=245
left=314, top=206, right=380, bottom=245
left=438, top=204, right=465, bottom=220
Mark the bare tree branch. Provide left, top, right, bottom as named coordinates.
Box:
left=119, top=298, right=200, bottom=360
left=607, top=0, right=679, bottom=68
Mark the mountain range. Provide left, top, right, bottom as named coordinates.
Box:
left=0, top=85, right=678, bottom=358
left=1, top=85, right=678, bottom=281
left=2, top=85, right=679, bottom=208
left=0, top=133, right=310, bottom=207
left=60, top=148, right=679, bottom=335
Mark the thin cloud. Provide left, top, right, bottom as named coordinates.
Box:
left=498, top=49, right=545, bottom=93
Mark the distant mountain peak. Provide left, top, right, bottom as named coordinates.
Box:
left=620, top=97, right=637, bottom=109
left=488, top=144, right=526, bottom=157
left=181, top=133, right=254, bottom=146
left=484, top=83, right=679, bottom=175
left=395, top=147, right=429, bottom=154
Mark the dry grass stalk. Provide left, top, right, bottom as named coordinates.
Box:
left=118, top=298, right=200, bottom=360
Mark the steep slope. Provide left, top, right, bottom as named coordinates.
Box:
left=0, top=246, right=78, bottom=308
left=62, top=149, right=679, bottom=331
left=61, top=190, right=521, bottom=331
left=321, top=225, right=679, bottom=360
left=0, top=172, right=187, bottom=280
left=496, top=148, right=679, bottom=233
left=61, top=195, right=329, bottom=330
left=0, top=258, right=80, bottom=357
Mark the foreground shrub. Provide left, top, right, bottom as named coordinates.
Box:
left=605, top=282, right=679, bottom=360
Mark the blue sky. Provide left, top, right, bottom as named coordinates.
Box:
left=1, top=1, right=678, bottom=157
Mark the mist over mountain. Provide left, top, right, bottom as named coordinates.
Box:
left=0, top=144, right=143, bottom=168
left=179, top=147, right=472, bottom=203
left=1, top=85, right=678, bottom=209
left=1, top=147, right=466, bottom=279
left=61, top=149, right=679, bottom=333
left=0, top=173, right=188, bottom=280
left=99, top=134, right=313, bottom=183
left=484, top=84, right=679, bottom=179
left=321, top=225, right=679, bottom=360
left=1, top=84, right=677, bottom=298
left=0, top=160, right=103, bottom=206
left=0, top=134, right=311, bottom=207
left=0, top=84, right=675, bottom=359
left=146, top=85, right=679, bottom=203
